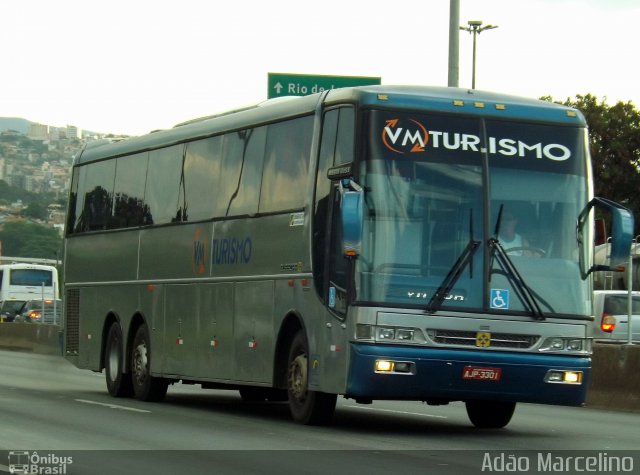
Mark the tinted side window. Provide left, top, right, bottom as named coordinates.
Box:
left=327, top=108, right=355, bottom=313
left=216, top=132, right=245, bottom=217
left=226, top=127, right=266, bottom=216
left=182, top=136, right=223, bottom=222
left=110, top=152, right=150, bottom=229
left=67, top=167, right=81, bottom=234
left=145, top=145, right=184, bottom=225
left=313, top=107, right=354, bottom=300
left=334, top=108, right=355, bottom=165
left=75, top=160, right=116, bottom=232
left=260, top=116, right=313, bottom=213
left=313, top=109, right=339, bottom=297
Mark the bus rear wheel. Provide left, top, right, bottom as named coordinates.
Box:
left=465, top=400, right=516, bottom=428
left=131, top=323, right=168, bottom=402
left=287, top=331, right=336, bottom=425
left=104, top=322, right=133, bottom=398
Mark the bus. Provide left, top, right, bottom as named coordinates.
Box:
left=0, top=263, right=59, bottom=322
left=62, top=86, right=633, bottom=428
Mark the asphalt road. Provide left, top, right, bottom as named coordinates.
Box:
left=0, top=350, right=638, bottom=475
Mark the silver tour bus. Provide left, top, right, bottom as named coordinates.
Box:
left=63, top=86, right=633, bottom=428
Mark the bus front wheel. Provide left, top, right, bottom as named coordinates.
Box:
left=104, top=322, right=133, bottom=398
left=131, top=323, right=168, bottom=402
left=287, top=331, right=337, bottom=425
left=465, top=400, right=516, bottom=428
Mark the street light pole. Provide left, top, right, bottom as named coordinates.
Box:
left=448, top=0, right=460, bottom=87
left=460, top=20, right=498, bottom=89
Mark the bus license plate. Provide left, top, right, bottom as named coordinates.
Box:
left=462, top=366, right=502, bottom=381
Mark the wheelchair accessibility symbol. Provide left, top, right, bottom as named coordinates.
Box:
left=490, top=289, right=510, bottom=310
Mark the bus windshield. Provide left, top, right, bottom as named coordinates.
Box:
left=355, top=110, right=590, bottom=317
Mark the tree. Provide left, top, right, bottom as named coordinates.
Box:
left=544, top=94, right=640, bottom=233
left=22, top=202, right=48, bottom=220
left=0, top=221, right=62, bottom=260
left=0, top=179, right=41, bottom=205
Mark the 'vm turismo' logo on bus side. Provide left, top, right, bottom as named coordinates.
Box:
left=193, top=227, right=208, bottom=275
left=382, top=119, right=429, bottom=154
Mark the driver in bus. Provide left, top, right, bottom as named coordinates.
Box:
left=498, top=212, right=530, bottom=256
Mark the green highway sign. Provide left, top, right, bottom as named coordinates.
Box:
left=268, top=73, right=381, bottom=99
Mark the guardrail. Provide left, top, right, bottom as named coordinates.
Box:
left=0, top=323, right=637, bottom=411
left=0, top=322, right=63, bottom=356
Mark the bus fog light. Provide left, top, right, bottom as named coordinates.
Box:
left=547, top=371, right=563, bottom=382
left=564, top=371, right=582, bottom=383
left=393, top=362, right=413, bottom=373
left=375, top=360, right=394, bottom=372
left=545, top=370, right=583, bottom=385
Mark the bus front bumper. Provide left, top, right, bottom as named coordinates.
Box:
left=346, top=343, right=590, bottom=406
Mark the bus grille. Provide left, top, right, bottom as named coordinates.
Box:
left=430, top=330, right=539, bottom=349
left=65, top=288, right=80, bottom=355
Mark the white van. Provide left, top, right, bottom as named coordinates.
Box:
left=592, top=290, right=640, bottom=343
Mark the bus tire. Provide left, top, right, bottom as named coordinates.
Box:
left=465, top=400, right=516, bottom=429
left=104, top=322, right=133, bottom=398
left=287, top=330, right=337, bottom=425
left=131, top=323, right=168, bottom=402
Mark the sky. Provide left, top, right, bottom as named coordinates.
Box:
left=1, top=0, right=639, bottom=136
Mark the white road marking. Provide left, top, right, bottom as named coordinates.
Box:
left=75, top=399, right=151, bottom=413
left=344, top=405, right=448, bottom=419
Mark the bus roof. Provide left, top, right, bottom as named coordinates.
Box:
left=0, top=263, right=57, bottom=270
left=324, top=85, right=586, bottom=125
left=75, top=85, right=585, bottom=166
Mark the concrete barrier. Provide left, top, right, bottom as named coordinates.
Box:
left=0, top=326, right=637, bottom=412
left=587, top=343, right=640, bottom=412
left=0, top=322, right=63, bottom=356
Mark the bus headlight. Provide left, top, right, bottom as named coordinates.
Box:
left=539, top=337, right=591, bottom=354
left=378, top=327, right=395, bottom=340
left=567, top=339, right=585, bottom=351
left=355, top=325, right=425, bottom=344
left=396, top=329, right=414, bottom=341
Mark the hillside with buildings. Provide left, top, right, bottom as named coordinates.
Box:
left=0, top=118, right=129, bottom=242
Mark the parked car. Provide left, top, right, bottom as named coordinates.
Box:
left=592, top=290, right=640, bottom=343
left=14, top=299, right=63, bottom=324
left=0, top=300, right=27, bottom=323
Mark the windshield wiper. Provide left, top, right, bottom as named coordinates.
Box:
left=489, top=205, right=545, bottom=320
left=427, top=210, right=480, bottom=314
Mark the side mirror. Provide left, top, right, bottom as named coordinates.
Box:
left=339, top=179, right=364, bottom=258
left=578, top=197, right=634, bottom=278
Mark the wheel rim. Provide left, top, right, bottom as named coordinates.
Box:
left=133, top=340, right=149, bottom=386
left=107, top=340, right=120, bottom=382
left=289, top=353, right=308, bottom=402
